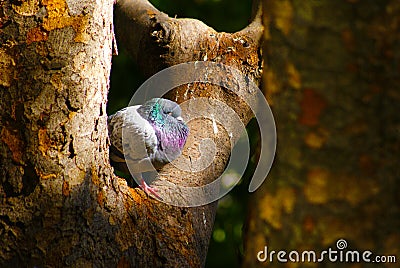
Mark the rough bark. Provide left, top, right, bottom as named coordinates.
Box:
left=1, top=0, right=264, bottom=267
left=0, top=0, right=115, bottom=266
left=244, top=0, right=400, bottom=267
left=113, top=0, right=264, bottom=266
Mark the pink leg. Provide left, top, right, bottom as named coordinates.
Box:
left=139, top=179, right=163, bottom=201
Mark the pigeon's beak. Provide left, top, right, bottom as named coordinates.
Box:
left=176, top=116, right=183, bottom=122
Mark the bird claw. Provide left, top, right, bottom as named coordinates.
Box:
left=139, top=179, right=163, bottom=201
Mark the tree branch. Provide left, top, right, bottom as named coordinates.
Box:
left=113, top=0, right=264, bottom=266
left=115, top=0, right=263, bottom=75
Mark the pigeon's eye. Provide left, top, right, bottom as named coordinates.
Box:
left=166, top=112, right=172, bottom=115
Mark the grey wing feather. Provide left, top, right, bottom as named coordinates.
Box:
left=108, top=106, right=158, bottom=173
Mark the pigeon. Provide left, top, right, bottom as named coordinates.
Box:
left=107, top=98, right=189, bottom=199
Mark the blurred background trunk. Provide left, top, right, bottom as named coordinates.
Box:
left=243, top=0, right=400, bottom=266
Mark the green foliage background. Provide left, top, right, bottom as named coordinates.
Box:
left=108, top=1, right=255, bottom=266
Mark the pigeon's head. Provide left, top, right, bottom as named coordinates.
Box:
left=158, top=98, right=183, bottom=121
left=138, top=98, right=184, bottom=126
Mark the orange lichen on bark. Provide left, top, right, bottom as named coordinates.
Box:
left=36, top=166, right=57, bottom=180
left=26, top=27, right=48, bottom=44
left=304, top=167, right=380, bottom=206
left=271, top=0, right=293, bottom=36
left=337, top=174, right=380, bottom=206
left=146, top=9, right=157, bottom=18
left=1, top=126, right=24, bottom=163
left=109, top=215, right=117, bottom=226
left=11, top=0, right=39, bottom=16
left=263, top=69, right=280, bottom=103
left=304, top=132, right=323, bottom=148
left=123, top=189, right=136, bottom=211
left=39, top=173, right=57, bottom=180
left=62, top=180, right=70, bottom=196
left=304, top=168, right=329, bottom=204
left=286, top=62, right=302, bottom=89
left=299, top=88, right=327, bottom=126
left=50, top=73, right=64, bottom=91
left=38, top=128, right=50, bottom=156
left=0, top=48, right=16, bottom=87
left=91, top=166, right=100, bottom=185
left=97, top=190, right=104, bottom=207
left=41, top=0, right=89, bottom=43
left=128, top=187, right=144, bottom=204
left=259, top=187, right=296, bottom=229
left=304, top=128, right=329, bottom=149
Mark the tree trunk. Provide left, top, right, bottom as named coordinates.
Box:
left=1, top=0, right=264, bottom=266
left=244, top=0, right=400, bottom=267
left=1, top=0, right=115, bottom=266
